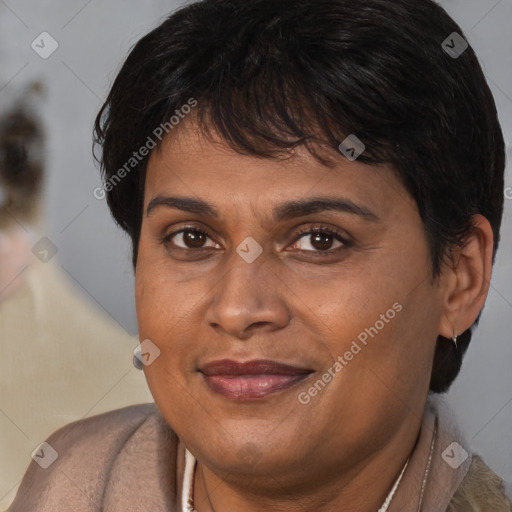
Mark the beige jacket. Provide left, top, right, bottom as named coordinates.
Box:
left=7, top=402, right=512, bottom=511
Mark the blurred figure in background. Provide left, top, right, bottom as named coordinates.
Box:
left=0, top=83, right=152, bottom=510
left=0, top=82, right=43, bottom=301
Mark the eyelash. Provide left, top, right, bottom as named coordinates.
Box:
left=161, top=224, right=353, bottom=258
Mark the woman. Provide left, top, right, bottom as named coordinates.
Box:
left=8, top=0, right=511, bottom=510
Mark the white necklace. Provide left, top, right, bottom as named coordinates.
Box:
left=182, top=449, right=410, bottom=512
left=378, top=458, right=409, bottom=512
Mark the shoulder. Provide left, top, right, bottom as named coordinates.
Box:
left=8, top=403, right=177, bottom=511
left=448, top=454, right=512, bottom=511
left=39, top=402, right=162, bottom=462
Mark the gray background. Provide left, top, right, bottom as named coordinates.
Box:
left=1, top=0, right=511, bottom=488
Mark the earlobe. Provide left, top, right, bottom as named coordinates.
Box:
left=437, top=214, right=494, bottom=340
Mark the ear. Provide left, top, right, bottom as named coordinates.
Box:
left=437, top=214, right=495, bottom=339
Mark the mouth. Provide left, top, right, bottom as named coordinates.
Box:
left=199, top=359, right=314, bottom=400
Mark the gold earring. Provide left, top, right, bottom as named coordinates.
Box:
left=451, top=334, right=458, bottom=349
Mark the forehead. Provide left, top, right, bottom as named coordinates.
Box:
left=144, top=121, right=409, bottom=222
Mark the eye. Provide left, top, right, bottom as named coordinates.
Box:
left=161, top=224, right=352, bottom=258
left=288, top=226, right=352, bottom=256
left=162, top=227, right=220, bottom=250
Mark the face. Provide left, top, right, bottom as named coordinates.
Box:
left=135, top=121, right=445, bottom=485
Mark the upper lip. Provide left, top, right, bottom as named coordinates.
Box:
left=199, top=359, right=313, bottom=376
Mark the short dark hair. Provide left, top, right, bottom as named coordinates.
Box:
left=93, top=0, right=505, bottom=393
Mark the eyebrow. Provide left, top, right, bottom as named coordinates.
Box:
left=146, top=195, right=382, bottom=223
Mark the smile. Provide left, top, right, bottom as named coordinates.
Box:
left=199, top=359, right=314, bottom=400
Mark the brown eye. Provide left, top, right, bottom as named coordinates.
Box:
left=290, top=227, right=350, bottom=254
left=181, top=230, right=207, bottom=248
left=162, top=228, right=219, bottom=250
left=309, top=232, right=336, bottom=251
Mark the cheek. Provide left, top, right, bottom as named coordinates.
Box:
left=312, top=249, right=437, bottom=394
left=135, top=266, right=193, bottom=422
left=135, top=256, right=202, bottom=373
left=135, top=252, right=182, bottom=335
left=310, top=267, right=401, bottom=348
left=135, top=265, right=161, bottom=337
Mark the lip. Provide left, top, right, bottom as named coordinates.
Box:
left=199, top=359, right=314, bottom=400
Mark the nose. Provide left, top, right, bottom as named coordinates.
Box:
left=205, top=250, right=291, bottom=340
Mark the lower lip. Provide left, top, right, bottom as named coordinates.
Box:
left=202, top=374, right=311, bottom=400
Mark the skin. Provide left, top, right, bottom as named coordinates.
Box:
left=135, top=120, right=494, bottom=512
